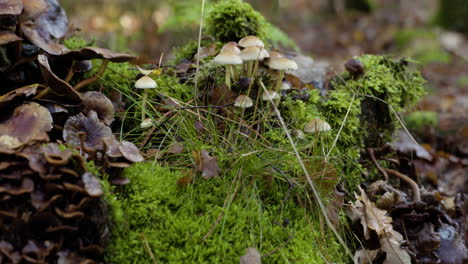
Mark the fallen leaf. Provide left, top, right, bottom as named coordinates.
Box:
left=353, top=248, right=378, bottom=264
left=380, top=230, right=411, bottom=264
left=192, top=149, right=220, bottom=179
left=349, top=186, right=393, bottom=239
left=167, top=141, right=184, bottom=154
left=240, top=247, right=261, bottom=264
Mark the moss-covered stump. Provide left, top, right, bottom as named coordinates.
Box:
left=106, top=163, right=346, bottom=263
left=435, top=0, right=468, bottom=35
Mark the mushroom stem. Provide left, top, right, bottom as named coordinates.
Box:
left=274, top=70, right=285, bottom=106
left=74, top=60, right=109, bottom=91
left=141, top=89, right=149, bottom=121
left=225, top=65, right=231, bottom=89
left=384, top=168, right=421, bottom=202
left=65, top=60, right=76, bottom=82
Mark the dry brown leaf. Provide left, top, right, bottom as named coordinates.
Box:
left=350, top=186, right=393, bottom=240
left=353, top=248, right=378, bottom=264
left=167, top=141, right=184, bottom=154
left=240, top=247, right=261, bottom=264
left=380, top=230, right=411, bottom=264
left=192, top=149, right=220, bottom=179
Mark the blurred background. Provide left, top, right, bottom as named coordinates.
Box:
left=62, top=0, right=468, bottom=113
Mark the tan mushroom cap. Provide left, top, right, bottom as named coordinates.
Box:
left=238, top=36, right=264, bottom=48
left=268, top=57, right=298, bottom=71
left=269, top=51, right=284, bottom=60
left=281, top=81, right=291, bottom=90
left=240, top=46, right=263, bottom=62
left=303, top=118, right=331, bottom=133
left=261, top=49, right=270, bottom=59
left=135, top=76, right=157, bottom=89
left=21, top=0, right=48, bottom=21
left=261, top=90, right=280, bottom=101
left=214, top=50, right=243, bottom=65
left=221, top=42, right=241, bottom=54
left=234, top=95, right=253, bottom=108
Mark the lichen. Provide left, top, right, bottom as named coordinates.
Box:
left=105, top=162, right=347, bottom=263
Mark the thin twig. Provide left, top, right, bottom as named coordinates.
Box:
left=368, top=148, right=388, bottom=181
left=74, top=60, right=109, bottom=91
left=384, top=168, right=421, bottom=202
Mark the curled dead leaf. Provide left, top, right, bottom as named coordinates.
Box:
left=192, top=149, right=221, bottom=179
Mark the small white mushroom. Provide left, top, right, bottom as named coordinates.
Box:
left=234, top=95, right=254, bottom=108
left=268, top=57, right=298, bottom=105
left=214, top=50, right=243, bottom=89
left=261, top=90, right=280, bottom=102
left=221, top=42, right=241, bottom=54
left=135, top=76, right=157, bottom=122
left=238, top=35, right=264, bottom=48
left=303, top=118, right=331, bottom=133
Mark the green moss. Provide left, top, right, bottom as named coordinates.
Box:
left=345, top=0, right=375, bottom=13
left=405, top=111, right=438, bottom=132
left=206, top=0, right=265, bottom=43
left=63, top=36, right=94, bottom=50
left=106, top=162, right=347, bottom=263
left=395, top=28, right=451, bottom=64
left=434, top=0, right=468, bottom=35
left=205, top=0, right=298, bottom=50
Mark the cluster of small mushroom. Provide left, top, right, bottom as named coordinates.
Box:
left=213, top=36, right=298, bottom=110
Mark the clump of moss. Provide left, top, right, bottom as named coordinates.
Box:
left=394, top=28, right=451, bottom=64
left=405, top=111, right=438, bottom=132
left=105, top=162, right=347, bottom=263
left=206, top=0, right=265, bottom=43
left=63, top=36, right=93, bottom=50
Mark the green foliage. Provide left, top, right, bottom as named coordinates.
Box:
left=63, top=36, right=93, bottom=50
left=394, top=28, right=451, bottom=64
left=405, top=111, right=438, bottom=132
left=337, top=55, right=426, bottom=111
left=434, top=0, right=468, bottom=35
left=106, top=162, right=347, bottom=263
left=345, top=0, right=375, bottom=13
left=206, top=0, right=265, bottom=43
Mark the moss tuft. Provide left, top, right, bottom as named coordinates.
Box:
left=105, top=162, right=347, bottom=263
left=206, top=0, right=265, bottom=43
left=405, top=111, right=438, bottom=132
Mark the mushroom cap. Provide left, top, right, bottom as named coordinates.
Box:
left=303, top=118, right=331, bottom=133
left=281, top=81, right=292, bottom=90
left=140, top=118, right=154, bottom=128
left=269, top=51, right=284, bottom=60
left=238, top=36, right=264, bottom=48
left=240, top=46, right=263, bottom=62
left=261, top=49, right=270, bottom=59
left=265, top=51, right=284, bottom=66
left=234, top=95, right=253, bottom=108
left=135, top=75, right=157, bottom=89
left=221, top=42, right=241, bottom=54
left=213, top=50, right=243, bottom=65
left=261, top=90, right=280, bottom=101
left=268, top=57, right=298, bottom=71
left=21, top=0, right=48, bottom=21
